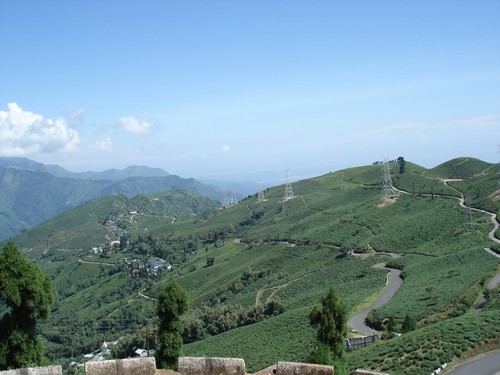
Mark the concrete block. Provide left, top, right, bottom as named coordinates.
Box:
left=276, top=362, right=334, bottom=375
left=0, top=366, right=62, bottom=375
left=84, top=357, right=156, bottom=375
left=178, top=357, right=246, bottom=375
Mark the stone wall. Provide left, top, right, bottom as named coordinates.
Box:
left=1, top=357, right=341, bottom=375
left=276, top=362, right=334, bottom=375
left=178, top=357, right=246, bottom=375
left=84, top=358, right=156, bottom=375
left=355, top=370, right=390, bottom=375
left=0, top=366, right=62, bottom=375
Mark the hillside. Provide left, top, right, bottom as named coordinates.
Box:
left=0, top=160, right=222, bottom=241
left=5, top=157, right=500, bottom=374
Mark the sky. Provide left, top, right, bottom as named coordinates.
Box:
left=1, top=1, right=499, bottom=184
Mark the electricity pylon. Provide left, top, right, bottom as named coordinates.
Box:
left=257, top=180, right=267, bottom=203
left=283, top=169, right=294, bottom=201
left=464, top=193, right=474, bottom=231
left=381, top=162, right=396, bottom=201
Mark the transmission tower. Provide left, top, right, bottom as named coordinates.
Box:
left=222, top=189, right=229, bottom=208
left=464, top=194, right=474, bottom=231
left=347, top=199, right=354, bottom=217
left=257, top=180, right=267, bottom=203
left=283, top=169, right=294, bottom=201
left=381, top=162, right=396, bottom=201
left=230, top=186, right=237, bottom=206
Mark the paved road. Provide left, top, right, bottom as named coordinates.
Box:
left=348, top=265, right=403, bottom=336
left=446, top=351, right=500, bottom=375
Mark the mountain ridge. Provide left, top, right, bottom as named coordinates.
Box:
left=0, top=156, right=170, bottom=180
left=0, top=157, right=221, bottom=241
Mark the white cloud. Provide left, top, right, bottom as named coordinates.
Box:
left=354, top=115, right=500, bottom=142
left=221, top=145, right=231, bottom=152
left=120, top=116, right=150, bottom=134
left=68, top=107, right=85, bottom=128
left=354, top=122, right=427, bottom=140
left=95, top=137, right=113, bottom=152
left=443, top=115, right=500, bottom=128
left=0, top=103, right=80, bottom=157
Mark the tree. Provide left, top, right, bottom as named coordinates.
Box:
left=308, top=288, right=347, bottom=372
left=206, top=256, right=215, bottom=267
left=401, top=314, right=416, bottom=333
left=156, top=281, right=189, bottom=370
left=397, top=156, right=406, bottom=174
left=0, top=241, right=54, bottom=369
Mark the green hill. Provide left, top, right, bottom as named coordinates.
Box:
left=0, top=164, right=222, bottom=241
left=426, top=157, right=495, bottom=179
left=5, top=157, right=500, bottom=373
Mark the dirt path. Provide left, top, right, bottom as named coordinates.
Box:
left=254, top=265, right=328, bottom=307
left=78, top=259, right=117, bottom=266
left=138, top=290, right=158, bottom=301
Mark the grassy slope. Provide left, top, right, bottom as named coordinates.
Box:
left=346, top=310, right=500, bottom=375
left=7, top=158, right=499, bottom=371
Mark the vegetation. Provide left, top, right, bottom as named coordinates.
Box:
left=5, top=156, right=499, bottom=373
left=0, top=241, right=54, bottom=369
left=347, top=311, right=500, bottom=375
left=308, top=289, right=347, bottom=374
left=156, top=281, right=189, bottom=370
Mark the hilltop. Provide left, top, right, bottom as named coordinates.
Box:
left=5, top=156, right=500, bottom=374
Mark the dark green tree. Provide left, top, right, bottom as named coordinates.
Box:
left=308, top=288, right=347, bottom=372
left=397, top=156, right=406, bottom=174
left=0, top=241, right=54, bottom=369
left=156, top=281, right=189, bottom=369
left=401, top=314, right=416, bottom=333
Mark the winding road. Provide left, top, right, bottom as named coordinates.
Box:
left=348, top=261, right=403, bottom=336
left=446, top=350, right=500, bottom=375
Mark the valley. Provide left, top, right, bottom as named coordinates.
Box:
left=2, top=157, right=499, bottom=374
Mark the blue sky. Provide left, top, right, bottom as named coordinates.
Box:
left=1, top=1, right=499, bottom=183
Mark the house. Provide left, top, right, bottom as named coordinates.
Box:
left=110, top=240, right=120, bottom=248
left=134, top=348, right=148, bottom=357
left=146, top=257, right=172, bottom=272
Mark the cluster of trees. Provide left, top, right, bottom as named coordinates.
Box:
left=365, top=310, right=416, bottom=335
left=371, top=156, right=405, bottom=175
left=209, top=268, right=271, bottom=304
left=182, top=300, right=284, bottom=342
left=238, top=210, right=264, bottom=227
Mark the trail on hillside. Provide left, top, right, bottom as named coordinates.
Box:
left=138, top=290, right=158, bottom=301
left=254, top=264, right=329, bottom=307
left=78, top=259, right=117, bottom=266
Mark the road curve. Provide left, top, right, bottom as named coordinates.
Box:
left=348, top=265, right=403, bottom=336
left=446, top=350, right=500, bottom=375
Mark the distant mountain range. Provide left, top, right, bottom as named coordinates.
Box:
left=0, top=157, right=222, bottom=241
left=0, top=157, right=171, bottom=180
